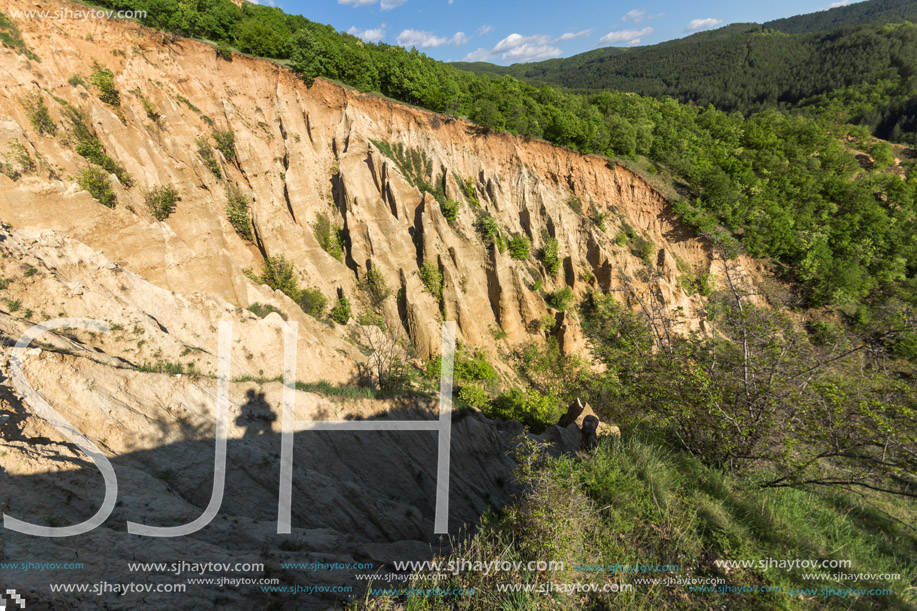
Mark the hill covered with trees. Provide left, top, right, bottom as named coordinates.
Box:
left=454, top=3, right=917, bottom=143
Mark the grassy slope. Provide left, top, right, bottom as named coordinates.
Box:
left=353, top=436, right=916, bottom=610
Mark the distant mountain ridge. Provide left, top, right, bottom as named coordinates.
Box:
left=453, top=0, right=917, bottom=140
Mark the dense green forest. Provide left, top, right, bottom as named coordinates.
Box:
left=75, top=0, right=917, bottom=315
left=455, top=21, right=917, bottom=142
left=763, top=0, right=917, bottom=34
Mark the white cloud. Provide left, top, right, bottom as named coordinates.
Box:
left=338, top=0, right=376, bottom=6
left=494, top=33, right=550, bottom=52
left=477, top=24, right=493, bottom=36
left=397, top=29, right=468, bottom=48
left=828, top=0, right=850, bottom=7
left=397, top=29, right=446, bottom=48
left=556, top=29, right=593, bottom=42
left=685, top=18, right=723, bottom=32
left=621, top=9, right=645, bottom=23
left=598, top=27, right=652, bottom=46
left=348, top=25, right=385, bottom=42
left=462, top=32, right=562, bottom=63
left=463, top=47, right=492, bottom=62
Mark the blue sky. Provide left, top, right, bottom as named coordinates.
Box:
left=264, top=0, right=863, bottom=64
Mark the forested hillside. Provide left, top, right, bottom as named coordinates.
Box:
left=455, top=21, right=917, bottom=142
left=764, top=0, right=917, bottom=33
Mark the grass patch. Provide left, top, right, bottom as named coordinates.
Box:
left=0, top=11, right=38, bottom=61
left=20, top=91, right=56, bottom=136
left=377, top=435, right=916, bottom=610
left=62, top=105, right=133, bottom=186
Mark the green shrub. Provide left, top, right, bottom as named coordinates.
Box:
left=90, top=62, right=120, bottom=106
left=78, top=167, right=116, bottom=207
left=5, top=298, right=22, bottom=312
left=541, top=237, right=560, bottom=275
left=196, top=136, right=221, bottom=178
left=441, top=198, right=461, bottom=224
left=68, top=74, right=84, bottom=87
left=593, top=211, right=609, bottom=232
left=313, top=212, right=344, bottom=261
left=631, top=236, right=656, bottom=265
left=260, top=255, right=299, bottom=300
left=360, top=265, right=391, bottom=308
left=226, top=186, right=252, bottom=240
left=538, top=314, right=557, bottom=333
left=546, top=287, right=574, bottom=311
left=508, top=234, right=530, bottom=260
left=614, top=231, right=628, bottom=246
left=212, top=130, right=236, bottom=162
left=485, top=389, right=561, bottom=433
left=476, top=213, right=501, bottom=249
left=299, top=287, right=327, bottom=318
left=419, top=261, right=444, bottom=301
left=330, top=295, right=352, bottom=324
left=144, top=185, right=180, bottom=221
left=20, top=92, right=56, bottom=136
left=247, top=303, right=286, bottom=319
left=458, top=385, right=489, bottom=409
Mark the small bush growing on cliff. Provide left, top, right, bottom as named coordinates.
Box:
left=546, top=287, right=574, bottom=311
left=441, top=198, right=461, bottom=224
left=631, top=235, right=656, bottom=266
left=90, top=62, right=120, bottom=107
left=20, top=92, right=56, bottom=136
left=78, top=167, right=115, bottom=208
left=313, top=212, right=344, bottom=261
left=144, top=185, right=180, bottom=221
left=196, top=136, right=222, bottom=178
left=226, top=186, right=253, bottom=240
left=260, top=255, right=299, bottom=301
left=567, top=195, right=583, bottom=215
left=476, top=213, right=501, bottom=250
left=330, top=295, right=352, bottom=324
left=299, top=288, right=327, bottom=318
left=419, top=261, right=443, bottom=301
left=508, top=234, right=530, bottom=260
left=212, top=130, right=236, bottom=162
left=360, top=265, right=391, bottom=309
left=541, top=237, right=560, bottom=275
